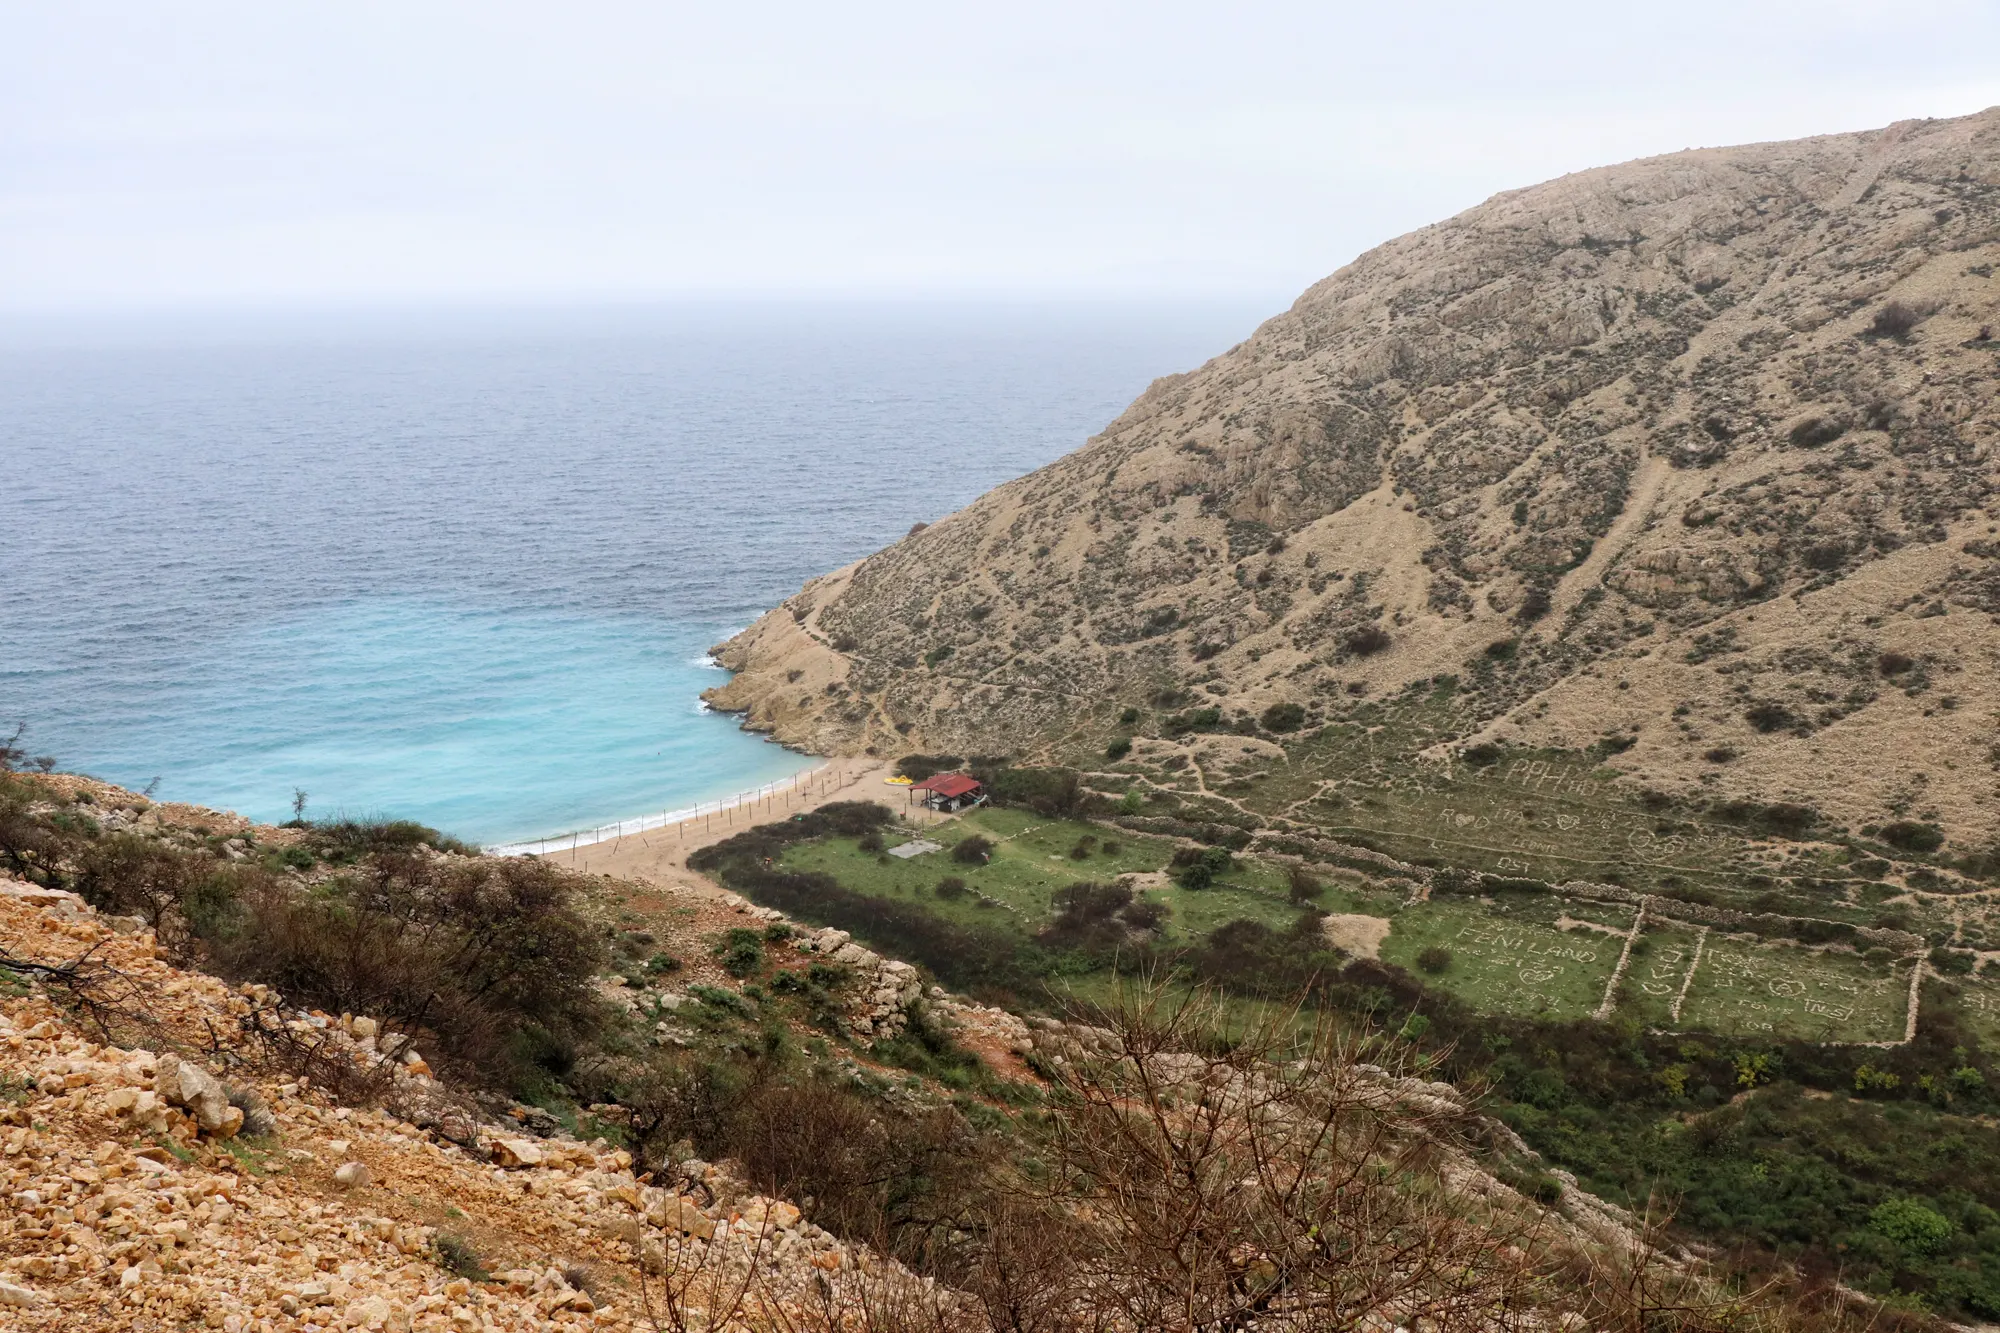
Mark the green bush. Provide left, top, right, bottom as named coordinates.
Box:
left=1343, top=625, right=1392, bottom=656
left=1163, top=707, right=1223, bottom=737
left=1881, top=820, right=1944, bottom=854
left=1259, top=702, right=1306, bottom=733
left=204, top=853, right=605, bottom=1094
left=306, top=817, right=479, bottom=863
left=1172, top=846, right=1234, bottom=891
left=717, top=928, right=764, bottom=979
left=894, top=755, right=963, bottom=782
left=1871, top=1198, right=1953, bottom=1254
left=433, top=1232, right=489, bottom=1280
left=1105, top=737, right=1132, bottom=761
left=951, top=835, right=993, bottom=865
left=1417, top=946, right=1452, bottom=974
left=686, top=802, right=893, bottom=875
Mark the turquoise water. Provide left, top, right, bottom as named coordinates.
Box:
left=0, top=302, right=1261, bottom=844
left=116, top=600, right=810, bottom=847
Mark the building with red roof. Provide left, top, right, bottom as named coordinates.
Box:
left=908, top=772, right=986, bottom=812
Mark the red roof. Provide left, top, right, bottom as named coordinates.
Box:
left=911, top=773, right=982, bottom=798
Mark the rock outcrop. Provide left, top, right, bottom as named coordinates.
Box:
left=0, top=876, right=907, bottom=1330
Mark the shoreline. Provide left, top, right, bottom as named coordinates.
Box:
left=487, top=758, right=838, bottom=857
left=519, top=756, right=958, bottom=889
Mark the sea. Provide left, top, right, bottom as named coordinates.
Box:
left=0, top=301, right=1264, bottom=847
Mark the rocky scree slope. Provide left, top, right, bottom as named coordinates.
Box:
left=711, top=108, right=2000, bottom=839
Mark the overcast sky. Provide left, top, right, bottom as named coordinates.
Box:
left=4, top=1, right=1997, bottom=312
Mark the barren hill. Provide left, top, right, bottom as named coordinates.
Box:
left=711, top=109, right=2000, bottom=841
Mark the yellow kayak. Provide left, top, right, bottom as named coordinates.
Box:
left=883, top=775, right=914, bottom=785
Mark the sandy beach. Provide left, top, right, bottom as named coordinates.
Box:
left=524, top=755, right=961, bottom=897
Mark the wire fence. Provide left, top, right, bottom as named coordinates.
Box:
left=487, top=761, right=859, bottom=857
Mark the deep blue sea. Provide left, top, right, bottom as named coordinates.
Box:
left=0, top=302, right=1261, bottom=845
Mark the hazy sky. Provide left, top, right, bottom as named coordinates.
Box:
left=4, top=1, right=1997, bottom=311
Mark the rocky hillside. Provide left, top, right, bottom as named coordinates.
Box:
left=1, top=774, right=1750, bottom=1332
left=711, top=108, right=2000, bottom=839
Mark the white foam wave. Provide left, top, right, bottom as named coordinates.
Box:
left=486, top=761, right=831, bottom=857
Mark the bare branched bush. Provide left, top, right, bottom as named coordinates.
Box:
left=761, top=1262, right=975, bottom=1333
left=1868, top=300, right=1921, bottom=339
left=1021, top=983, right=1547, bottom=1332
left=636, top=1208, right=780, bottom=1333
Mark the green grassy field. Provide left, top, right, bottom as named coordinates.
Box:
left=1668, top=933, right=1912, bottom=1043
left=1613, top=920, right=1707, bottom=1027
left=771, top=796, right=1932, bottom=1048
left=1943, top=975, right=2000, bottom=1050
left=778, top=807, right=1303, bottom=946
left=1377, top=893, right=1633, bottom=1022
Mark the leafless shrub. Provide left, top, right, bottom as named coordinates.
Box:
left=1867, top=301, right=1921, bottom=339
left=234, top=995, right=397, bottom=1106
left=636, top=1207, right=780, bottom=1333
left=1343, top=624, right=1393, bottom=656
left=0, top=941, right=163, bottom=1045
left=762, top=1262, right=975, bottom=1333
left=1015, top=981, right=1547, bottom=1332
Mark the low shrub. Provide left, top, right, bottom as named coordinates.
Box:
left=1343, top=625, right=1393, bottom=656
left=307, top=817, right=479, bottom=863
left=202, top=853, right=605, bottom=1095
left=1868, top=301, right=1921, bottom=340
left=1417, top=946, right=1453, bottom=974
left=1163, top=708, right=1224, bottom=738
left=1037, top=881, right=1144, bottom=953
left=1260, top=702, right=1306, bottom=733
left=896, top=755, right=963, bottom=783
left=1172, top=846, right=1234, bottom=891
left=717, top=928, right=764, bottom=979
left=433, top=1232, right=488, bottom=1281
left=976, top=765, right=1093, bottom=818
left=1880, top=821, right=1944, bottom=854
left=1789, top=416, right=1848, bottom=448
left=952, top=835, right=993, bottom=865
left=1745, top=702, right=1795, bottom=733
left=686, top=802, right=893, bottom=875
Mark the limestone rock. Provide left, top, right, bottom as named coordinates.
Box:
left=154, top=1052, right=234, bottom=1136
left=0, top=1280, right=44, bottom=1307
left=491, top=1137, right=546, bottom=1168
left=647, top=1195, right=717, bottom=1239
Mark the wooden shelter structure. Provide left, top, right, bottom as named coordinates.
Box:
left=908, top=772, right=986, bottom=813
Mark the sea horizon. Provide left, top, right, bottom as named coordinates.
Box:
left=1, top=298, right=1268, bottom=844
